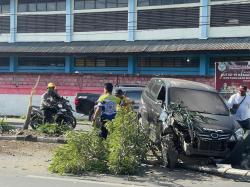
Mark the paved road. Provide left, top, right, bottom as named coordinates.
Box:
left=0, top=168, right=250, bottom=187
left=1, top=120, right=250, bottom=187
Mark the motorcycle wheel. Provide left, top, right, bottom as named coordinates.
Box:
left=29, top=115, right=42, bottom=130
left=161, top=134, right=178, bottom=169
left=61, top=116, right=76, bottom=129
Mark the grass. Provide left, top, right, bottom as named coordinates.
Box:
left=0, top=119, right=15, bottom=133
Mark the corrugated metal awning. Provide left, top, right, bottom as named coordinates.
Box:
left=0, top=37, right=250, bottom=55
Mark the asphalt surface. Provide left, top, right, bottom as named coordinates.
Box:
left=1, top=118, right=250, bottom=187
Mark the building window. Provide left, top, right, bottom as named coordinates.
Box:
left=96, top=0, right=106, bottom=9
left=138, top=7, right=199, bottom=30
left=138, top=0, right=199, bottom=6
left=28, top=3, right=37, bottom=12
left=47, top=2, right=57, bottom=11
left=107, top=0, right=117, bottom=8
left=18, top=57, right=65, bottom=67
left=1, top=5, right=10, bottom=14
left=74, top=0, right=127, bottom=10
left=18, top=0, right=66, bottom=12
left=18, top=4, right=27, bottom=12
left=75, top=0, right=85, bottom=10
left=74, top=57, right=128, bottom=67
left=36, top=2, right=47, bottom=11
left=57, top=1, right=66, bottom=11
left=138, top=57, right=199, bottom=68
left=0, top=0, right=10, bottom=14
left=211, top=4, right=250, bottom=27
left=0, top=57, right=9, bottom=66
left=85, top=0, right=96, bottom=9
left=118, top=0, right=127, bottom=7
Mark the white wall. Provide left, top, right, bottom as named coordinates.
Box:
left=0, top=34, right=10, bottom=42
left=0, top=94, right=81, bottom=118
left=209, top=26, right=250, bottom=38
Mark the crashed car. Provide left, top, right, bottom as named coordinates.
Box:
left=139, top=78, right=244, bottom=169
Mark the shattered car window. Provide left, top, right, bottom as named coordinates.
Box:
left=169, top=88, right=229, bottom=115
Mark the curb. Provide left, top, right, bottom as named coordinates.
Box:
left=181, top=164, right=250, bottom=181
left=0, top=135, right=66, bottom=144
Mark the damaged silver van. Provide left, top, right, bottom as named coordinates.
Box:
left=139, top=78, right=244, bottom=169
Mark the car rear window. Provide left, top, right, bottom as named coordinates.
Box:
left=125, top=91, right=142, bottom=101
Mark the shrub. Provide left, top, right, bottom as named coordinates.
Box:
left=0, top=119, right=15, bottom=133
left=106, top=108, right=149, bottom=175
left=49, top=129, right=108, bottom=174
left=49, top=108, right=149, bottom=175
left=36, top=124, right=71, bottom=136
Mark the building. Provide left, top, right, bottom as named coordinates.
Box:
left=0, top=0, right=250, bottom=115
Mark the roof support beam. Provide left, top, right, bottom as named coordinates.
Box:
left=10, top=56, right=17, bottom=72
left=199, top=0, right=210, bottom=39
left=10, top=0, right=17, bottom=43
left=65, top=56, right=73, bottom=73
left=128, top=0, right=137, bottom=41
left=128, top=56, right=137, bottom=74
left=199, top=55, right=209, bottom=76
left=66, top=0, right=74, bottom=42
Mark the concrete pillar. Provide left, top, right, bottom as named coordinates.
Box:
left=10, top=56, right=17, bottom=72
left=127, top=0, right=137, bottom=41
left=199, top=55, right=209, bottom=76
left=10, top=0, right=17, bottom=43
left=65, top=0, right=74, bottom=42
left=128, top=56, right=137, bottom=74
left=65, top=56, right=73, bottom=73
left=199, top=0, right=210, bottom=39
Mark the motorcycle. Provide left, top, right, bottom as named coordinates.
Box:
left=29, top=98, right=77, bottom=130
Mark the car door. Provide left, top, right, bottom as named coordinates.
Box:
left=140, top=80, right=155, bottom=133
left=148, top=80, right=164, bottom=143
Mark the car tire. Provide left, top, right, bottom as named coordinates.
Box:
left=161, top=134, right=178, bottom=169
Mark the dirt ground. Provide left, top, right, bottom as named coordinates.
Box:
left=0, top=140, right=59, bottom=174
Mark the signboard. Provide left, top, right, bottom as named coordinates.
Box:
left=215, top=61, right=250, bottom=99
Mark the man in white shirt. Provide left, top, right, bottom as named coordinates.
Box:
left=228, top=85, right=250, bottom=130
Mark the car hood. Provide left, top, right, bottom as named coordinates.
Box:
left=193, top=113, right=240, bottom=133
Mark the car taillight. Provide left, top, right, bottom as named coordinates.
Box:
left=75, top=98, right=80, bottom=106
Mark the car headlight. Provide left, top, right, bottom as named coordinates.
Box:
left=235, top=128, right=244, bottom=141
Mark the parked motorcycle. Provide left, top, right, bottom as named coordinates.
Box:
left=29, top=98, right=77, bottom=130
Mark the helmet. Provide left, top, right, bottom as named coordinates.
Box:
left=114, top=89, right=123, bottom=96
left=47, top=82, right=56, bottom=89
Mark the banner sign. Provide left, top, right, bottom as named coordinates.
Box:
left=215, top=61, right=250, bottom=99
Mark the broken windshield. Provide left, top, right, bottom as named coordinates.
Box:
left=169, top=88, right=229, bottom=115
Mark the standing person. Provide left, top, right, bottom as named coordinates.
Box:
left=92, top=83, right=120, bottom=139
left=40, top=83, right=62, bottom=124
left=228, top=85, right=250, bottom=131
left=114, top=89, right=134, bottom=109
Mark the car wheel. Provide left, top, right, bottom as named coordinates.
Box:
left=161, top=134, right=178, bottom=169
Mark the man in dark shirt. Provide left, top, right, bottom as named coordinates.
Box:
left=40, top=83, right=62, bottom=124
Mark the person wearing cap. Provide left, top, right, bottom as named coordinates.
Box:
left=40, top=83, right=62, bottom=124
left=228, top=85, right=250, bottom=131
left=114, top=89, right=134, bottom=110
left=92, top=83, right=120, bottom=139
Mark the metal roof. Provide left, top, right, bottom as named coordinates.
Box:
left=0, top=37, right=250, bottom=54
